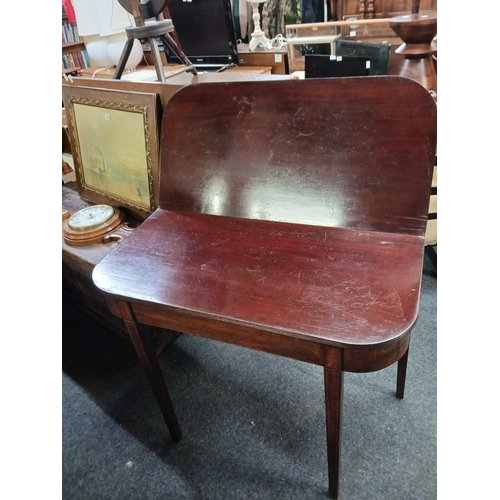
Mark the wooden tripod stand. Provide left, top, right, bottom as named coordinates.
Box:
left=114, top=0, right=197, bottom=81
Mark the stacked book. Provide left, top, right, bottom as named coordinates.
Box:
left=62, top=19, right=91, bottom=70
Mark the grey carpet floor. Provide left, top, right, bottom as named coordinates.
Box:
left=62, top=251, right=436, bottom=500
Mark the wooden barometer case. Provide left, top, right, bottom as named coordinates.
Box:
left=62, top=204, right=133, bottom=247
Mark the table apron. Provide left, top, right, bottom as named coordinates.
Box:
left=109, top=298, right=410, bottom=372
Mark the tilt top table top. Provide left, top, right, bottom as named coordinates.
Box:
left=92, top=77, right=437, bottom=498
left=94, top=210, right=424, bottom=353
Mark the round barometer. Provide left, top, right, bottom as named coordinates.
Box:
left=62, top=204, right=130, bottom=247
left=68, top=204, right=115, bottom=230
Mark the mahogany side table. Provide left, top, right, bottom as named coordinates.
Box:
left=92, top=77, right=437, bottom=498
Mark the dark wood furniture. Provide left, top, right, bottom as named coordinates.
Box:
left=92, top=77, right=437, bottom=498
left=333, top=0, right=437, bottom=19
left=389, top=11, right=437, bottom=93
left=62, top=183, right=181, bottom=354
left=61, top=72, right=297, bottom=347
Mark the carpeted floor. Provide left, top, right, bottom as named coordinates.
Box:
left=62, top=251, right=436, bottom=500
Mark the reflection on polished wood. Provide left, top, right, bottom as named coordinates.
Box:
left=92, top=77, right=437, bottom=498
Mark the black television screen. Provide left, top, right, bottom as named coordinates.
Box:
left=305, top=55, right=370, bottom=79
left=164, top=0, right=239, bottom=70
left=335, top=40, right=391, bottom=76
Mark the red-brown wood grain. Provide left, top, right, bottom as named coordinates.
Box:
left=159, top=78, right=436, bottom=236
left=91, top=77, right=437, bottom=499
left=93, top=209, right=425, bottom=349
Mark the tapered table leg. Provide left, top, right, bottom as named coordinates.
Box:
left=396, top=345, right=410, bottom=399
left=324, top=368, right=344, bottom=499
left=118, top=302, right=182, bottom=441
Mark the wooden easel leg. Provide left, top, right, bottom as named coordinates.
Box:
left=396, top=345, right=410, bottom=399
left=149, top=37, right=166, bottom=82
left=118, top=302, right=182, bottom=441
left=161, top=33, right=198, bottom=75
left=324, top=368, right=344, bottom=499
left=113, top=38, right=134, bottom=80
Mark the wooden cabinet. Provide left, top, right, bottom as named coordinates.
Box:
left=237, top=44, right=289, bottom=74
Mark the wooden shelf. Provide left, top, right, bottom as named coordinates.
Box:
left=63, top=41, right=85, bottom=56
left=62, top=67, right=82, bottom=76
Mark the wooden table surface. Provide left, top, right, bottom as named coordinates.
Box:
left=93, top=209, right=424, bottom=351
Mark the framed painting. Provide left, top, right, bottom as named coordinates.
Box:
left=62, top=85, right=161, bottom=220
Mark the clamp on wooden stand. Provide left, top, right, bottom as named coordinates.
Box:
left=114, top=0, right=197, bottom=82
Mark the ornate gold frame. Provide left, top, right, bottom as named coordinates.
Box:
left=62, top=85, right=160, bottom=220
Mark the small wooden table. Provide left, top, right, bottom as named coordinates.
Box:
left=92, top=77, right=436, bottom=498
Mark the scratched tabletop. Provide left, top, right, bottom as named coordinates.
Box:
left=93, top=209, right=424, bottom=349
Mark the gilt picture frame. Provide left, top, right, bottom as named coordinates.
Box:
left=62, top=85, right=160, bottom=220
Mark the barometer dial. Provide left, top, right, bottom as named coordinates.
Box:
left=68, top=204, right=115, bottom=231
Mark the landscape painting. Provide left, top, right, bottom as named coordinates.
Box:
left=74, top=103, right=150, bottom=208
left=62, top=85, right=160, bottom=219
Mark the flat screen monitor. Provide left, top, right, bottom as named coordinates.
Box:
left=335, top=40, right=391, bottom=76
left=164, top=0, right=239, bottom=71
left=305, top=55, right=370, bottom=79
